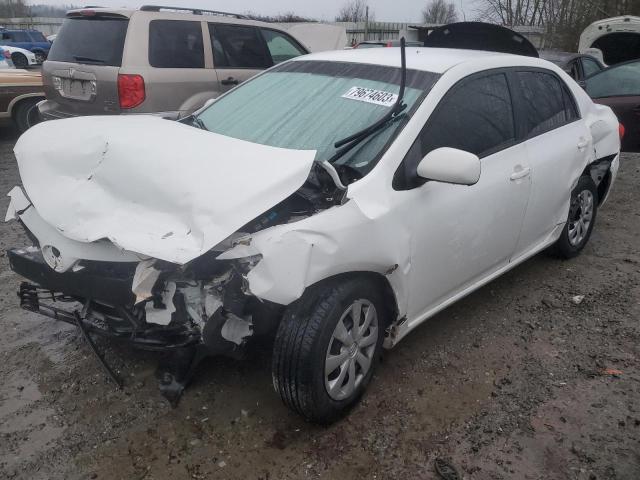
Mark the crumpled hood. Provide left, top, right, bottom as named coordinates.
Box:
left=14, top=115, right=316, bottom=264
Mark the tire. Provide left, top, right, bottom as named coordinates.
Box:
left=11, top=52, right=28, bottom=69
left=272, top=276, right=387, bottom=424
left=33, top=50, right=45, bottom=63
left=551, top=175, right=598, bottom=259
left=13, top=98, right=42, bottom=133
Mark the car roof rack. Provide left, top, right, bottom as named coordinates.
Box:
left=140, top=5, right=248, bottom=19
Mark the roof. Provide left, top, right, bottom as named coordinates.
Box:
left=293, top=47, right=525, bottom=74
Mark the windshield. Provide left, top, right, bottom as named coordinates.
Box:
left=48, top=17, right=128, bottom=66
left=197, top=60, right=439, bottom=175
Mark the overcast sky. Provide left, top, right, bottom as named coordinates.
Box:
left=28, top=0, right=479, bottom=23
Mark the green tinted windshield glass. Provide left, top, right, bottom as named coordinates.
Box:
left=198, top=61, right=439, bottom=174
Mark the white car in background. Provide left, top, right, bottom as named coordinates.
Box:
left=0, top=45, right=38, bottom=69
left=6, top=45, right=621, bottom=423
left=0, top=47, right=12, bottom=68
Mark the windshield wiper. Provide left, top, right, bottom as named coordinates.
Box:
left=73, top=55, right=106, bottom=64
left=328, top=37, right=408, bottom=164
left=191, top=115, right=208, bottom=131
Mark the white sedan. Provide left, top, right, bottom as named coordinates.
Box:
left=0, top=45, right=38, bottom=69
left=6, top=46, right=621, bottom=423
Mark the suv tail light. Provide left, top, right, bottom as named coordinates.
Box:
left=118, top=74, right=145, bottom=109
left=619, top=123, right=625, bottom=140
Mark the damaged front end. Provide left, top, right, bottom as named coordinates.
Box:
left=4, top=115, right=350, bottom=404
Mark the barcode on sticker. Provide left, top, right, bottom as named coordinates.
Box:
left=342, top=86, right=398, bottom=107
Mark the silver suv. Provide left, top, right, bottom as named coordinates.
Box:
left=38, top=5, right=309, bottom=120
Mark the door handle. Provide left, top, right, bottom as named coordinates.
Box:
left=221, top=77, right=239, bottom=86
left=577, top=140, right=589, bottom=150
left=510, top=167, right=531, bottom=181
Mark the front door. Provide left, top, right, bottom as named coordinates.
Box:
left=394, top=72, right=531, bottom=323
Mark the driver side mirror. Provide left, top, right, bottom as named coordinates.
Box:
left=417, top=147, right=481, bottom=186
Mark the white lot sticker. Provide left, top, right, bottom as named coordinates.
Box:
left=342, top=86, right=398, bottom=107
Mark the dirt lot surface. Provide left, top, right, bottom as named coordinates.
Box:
left=0, top=124, right=639, bottom=480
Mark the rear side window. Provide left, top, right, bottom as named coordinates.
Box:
left=260, top=29, right=306, bottom=64
left=48, top=17, right=128, bottom=66
left=420, top=73, right=515, bottom=158
left=210, top=24, right=271, bottom=69
left=4, top=31, right=30, bottom=42
left=515, top=71, right=575, bottom=138
left=149, top=20, right=204, bottom=68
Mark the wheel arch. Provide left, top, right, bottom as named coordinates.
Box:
left=298, top=271, right=400, bottom=328
left=9, top=93, right=45, bottom=119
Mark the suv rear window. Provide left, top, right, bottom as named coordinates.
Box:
left=48, top=17, right=128, bottom=67
left=149, top=20, right=204, bottom=69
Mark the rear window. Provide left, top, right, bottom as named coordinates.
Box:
left=48, top=17, right=128, bottom=66
left=149, top=20, right=204, bottom=69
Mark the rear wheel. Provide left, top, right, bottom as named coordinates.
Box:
left=272, top=277, right=387, bottom=424
left=13, top=98, right=42, bottom=133
left=11, top=52, right=28, bottom=69
left=551, top=175, right=598, bottom=259
left=33, top=50, right=45, bottom=63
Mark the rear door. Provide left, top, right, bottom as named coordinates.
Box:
left=43, top=13, right=129, bottom=115
left=209, top=23, right=272, bottom=92
left=513, top=69, right=590, bottom=256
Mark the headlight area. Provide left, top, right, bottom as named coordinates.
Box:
left=9, top=243, right=281, bottom=406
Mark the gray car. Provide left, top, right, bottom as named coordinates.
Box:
left=38, top=5, right=309, bottom=120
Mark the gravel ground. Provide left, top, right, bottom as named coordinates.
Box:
left=0, top=124, right=639, bottom=480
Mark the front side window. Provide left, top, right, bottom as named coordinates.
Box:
left=197, top=61, right=439, bottom=176
left=210, top=24, right=271, bottom=69
left=516, top=71, right=572, bottom=138
left=418, top=73, right=516, bottom=158
left=28, top=31, right=47, bottom=42
left=149, top=20, right=204, bottom=69
left=260, top=29, right=306, bottom=64
left=586, top=61, right=640, bottom=98
left=582, top=57, right=602, bottom=78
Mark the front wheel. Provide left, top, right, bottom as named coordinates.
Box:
left=272, top=277, right=387, bottom=424
left=551, top=175, right=598, bottom=259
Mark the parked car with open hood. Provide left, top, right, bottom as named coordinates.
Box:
left=0, top=68, right=44, bottom=132
left=6, top=44, right=621, bottom=423
left=38, top=5, right=309, bottom=121
left=539, top=50, right=605, bottom=82
left=585, top=59, right=640, bottom=152
left=579, top=15, right=640, bottom=65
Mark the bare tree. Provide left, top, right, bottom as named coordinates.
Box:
left=422, top=0, right=458, bottom=24
left=0, top=0, right=30, bottom=17
left=335, top=0, right=371, bottom=22
left=474, top=0, right=640, bottom=50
